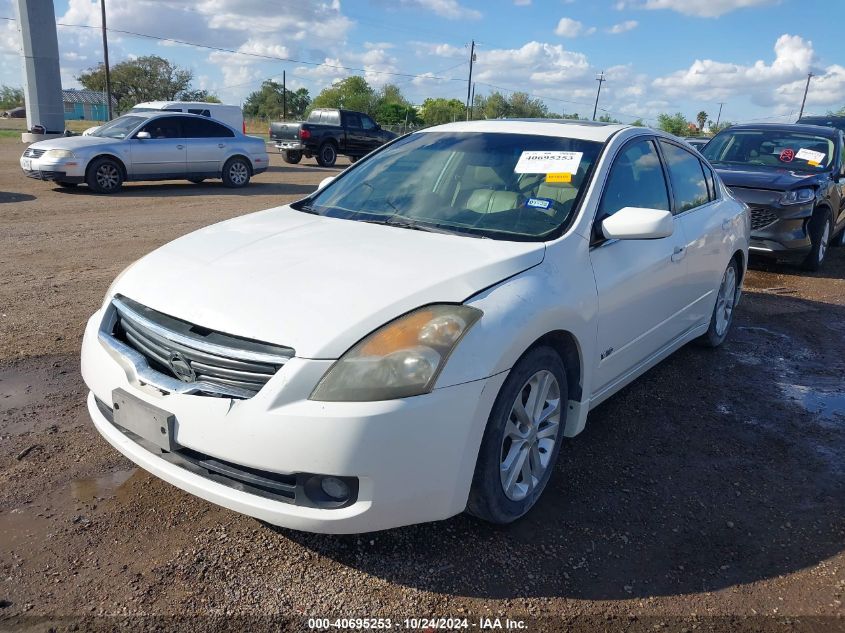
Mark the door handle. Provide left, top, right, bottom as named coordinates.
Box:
left=671, top=246, right=686, bottom=263
left=176, top=144, right=184, bottom=150
left=218, top=143, right=226, bottom=149
left=721, top=218, right=732, bottom=231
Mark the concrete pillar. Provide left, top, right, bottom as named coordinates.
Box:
left=14, top=0, right=64, bottom=134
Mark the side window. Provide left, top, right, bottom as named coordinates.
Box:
left=188, top=108, right=212, bottom=117
left=598, top=138, right=670, bottom=221
left=659, top=140, right=710, bottom=213
left=140, top=116, right=183, bottom=139
left=345, top=112, right=362, bottom=128
left=183, top=118, right=234, bottom=138
left=324, top=110, right=341, bottom=125
left=361, top=115, right=376, bottom=130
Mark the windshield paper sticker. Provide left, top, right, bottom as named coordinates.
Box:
left=515, top=151, right=582, bottom=174
left=795, top=148, right=825, bottom=165
left=526, top=198, right=553, bottom=210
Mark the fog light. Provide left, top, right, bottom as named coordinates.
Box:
left=320, top=476, right=350, bottom=500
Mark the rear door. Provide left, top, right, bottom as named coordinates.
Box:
left=658, top=139, right=731, bottom=328
left=183, top=117, right=235, bottom=177
left=128, top=116, right=187, bottom=178
left=589, top=137, right=691, bottom=396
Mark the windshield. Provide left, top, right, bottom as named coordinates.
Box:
left=91, top=115, right=145, bottom=139
left=299, top=132, right=603, bottom=241
left=702, top=129, right=834, bottom=172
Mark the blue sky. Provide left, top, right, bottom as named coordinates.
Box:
left=1, top=0, right=843, bottom=125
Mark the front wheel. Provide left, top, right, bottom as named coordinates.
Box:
left=315, top=142, right=337, bottom=167
left=86, top=158, right=123, bottom=194
left=221, top=157, right=251, bottom=188
left=802, top=209, right=832, bottom=271
left=467, top=347, right=568, bottom=524
left=699, top=258, right=740, bottom=348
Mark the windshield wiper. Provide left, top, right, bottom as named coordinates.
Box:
left=362, top=215, right=482, bottom=238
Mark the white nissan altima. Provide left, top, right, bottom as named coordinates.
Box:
left=81, top=120, right=749, bottom=533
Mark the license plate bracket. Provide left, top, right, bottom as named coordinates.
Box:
left=112, top=389, right=176, bottom=452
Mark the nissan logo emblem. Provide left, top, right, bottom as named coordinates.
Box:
left=168, top=351, right=196, bottom=383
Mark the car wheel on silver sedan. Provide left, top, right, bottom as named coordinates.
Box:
left=86, top=157, right=124, bottom=194
left=222, top=157, right=251, bottom=188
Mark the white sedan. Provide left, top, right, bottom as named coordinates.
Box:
left=80, top=120, right=749, bottom=533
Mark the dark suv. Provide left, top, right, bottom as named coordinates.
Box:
left=797, top=114, right=845, bottom=135
left=702, top=123, right=845, bottom=270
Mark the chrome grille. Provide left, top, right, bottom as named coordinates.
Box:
left=109, top=296, right=293, bottom=399
left=750, top=208, right=778, bottom=231
left=23, top=148, right=46, bottom=158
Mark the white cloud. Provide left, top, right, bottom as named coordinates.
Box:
left=392, top=0, right=482, bottom=20
left=514, top=0, right=532, bottom=5
left=607, top=20, right=638, bottom=34
left=554, top=18, right=584, bottom=37
left=616, top=0, right=778, bottom=18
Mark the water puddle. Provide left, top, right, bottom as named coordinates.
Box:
left=70, top=469, right=138, bottom=502
left=779, top=383, right=845, bottom=423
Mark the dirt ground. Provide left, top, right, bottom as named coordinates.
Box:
left=0, top=137, right=843, bottom=633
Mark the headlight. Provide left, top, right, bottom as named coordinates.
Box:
left=779, top=188, right=814, bottom=205
left=44, top=149, right=76, bottom=159
left=310, top=304, right=482, bottom=402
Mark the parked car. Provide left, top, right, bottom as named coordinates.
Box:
left=270, top=108, right=396, bottom=167
left=81, top=120, right=748, bottom=533
left=83, top=101, right=245, bottom=136
left=2, top=106, right=25, bottom=118
left=702, top=123, right=845, bottom=270
left=797, top=114, right=845, bottom=135
left=683, top=137, right=710, bottom=150
left=21, top=111, right=268, bottom=193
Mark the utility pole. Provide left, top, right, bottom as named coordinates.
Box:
left=282, top=70, right=286, bottom=121
left=798, top=73, right=813, bottom=119
left=715, top=102, right=724, bottom=128
left=469, top=82, right=475, bottom=120
left=592, top=71, right=605, bottom=121
left=465, top=40, right=475, bottom=120
left=100, top=0, right=112, bottom=120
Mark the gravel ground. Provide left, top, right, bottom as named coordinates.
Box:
left=0, top=138, right=843, bottom=633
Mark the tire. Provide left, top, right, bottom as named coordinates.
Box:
left=282, top=150, right=302, bottom=164
left=349, top=155, right=359, bottom=164
left=832, top=223, right=845, bottom=248
left=221, top=157, right=251, bottom=188
left=315, top=142, right=337, bottom=167
left=56, top=181, right=77, bottom=188
left=188, top=178, right=205, bottom=184
left=699, top=258, right=740, bottom=348
left=85, top=157, right=123, bottom=194
left=802, top=208, right=832, bottom=271
left=466, top=346, right=568, bottom=524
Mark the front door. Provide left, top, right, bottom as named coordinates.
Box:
left=129, top=115, right=187, bottom=179
left=589, top=137, right=691, bottom=396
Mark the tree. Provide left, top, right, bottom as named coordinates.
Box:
left=657, top=112, right=690, bottom=136
left=630, top=118, right=646, bottom=127
left=696, top=110, right=708, bottom=132
left=77, top=55, right=206, bottom=112
left=828, top=105, right=845, bottom=116
left=708, top=119, right=733, bottom=134
left=243, top=81, right=310, bottom=120
left=310, top=76, right=375, bottom=115
left=371, top=83, right=420, bottom=126
left=0, top=85, right=23, bottom=110
left=420, top=98, right=465, bottom=125
left=597, top=113, right=621, bottom=123
left=179, top=89, right=221, bottom=103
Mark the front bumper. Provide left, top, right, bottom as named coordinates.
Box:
left=81, top=309, right=505, bottom=533
left=20, top=155, right=85, bottom=182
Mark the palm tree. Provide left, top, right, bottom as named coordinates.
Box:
left=696, top=111, right=708, bottom=133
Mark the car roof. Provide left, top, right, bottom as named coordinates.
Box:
left=421, top=118, right=630, bottom=142
left=133, top=101, right=238, bottom=109
left=724, top=122, right=839, bottom=137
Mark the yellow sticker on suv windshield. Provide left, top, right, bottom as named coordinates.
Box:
left=807, top=160, right=820, bottom=167
left=546, top=172, right=572, bottom=183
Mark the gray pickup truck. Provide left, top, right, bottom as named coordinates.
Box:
left=270, top=108, right=397, bottom=167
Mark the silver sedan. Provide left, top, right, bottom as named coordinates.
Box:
left=20, top=111, right=269, bottom=193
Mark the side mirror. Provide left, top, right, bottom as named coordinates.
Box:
left=136, top=131, right=151, bottom=140
left=317, top=176, right=335, bottom=190
left=601, top=206, right=674, bottom=240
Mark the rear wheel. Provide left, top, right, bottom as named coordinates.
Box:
left=221, top=157, right=251, bottom=188
left=349, top=155, right=359, bottom=164
left=700, top=258, right=740, bottom=348
left=282, top=150, right=302, bottom=164
left=86, top=157, right=123, bottom=194
left=315, top=142, right=337, bottom=167
left=832, top=223, right=845, bottom=247
left=467, top=347, right=568, bottom=524
left=802, top=209, right=832, bottom=271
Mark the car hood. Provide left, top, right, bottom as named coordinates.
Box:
left=113, top=206, right=546, bottom=358
left=713, top=163, right=826, bottom=191
left=30, top=135, right=116, bottom=150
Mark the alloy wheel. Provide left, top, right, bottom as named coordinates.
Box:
left=229, top=161, right=249, bottom=186
left=714, top=265, right=737, bottom=337
left=818, top=221, right=830, bottom=264
left=499, top=369, right=561, bottom=501
left=96, top=163, right=120, bottom=190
